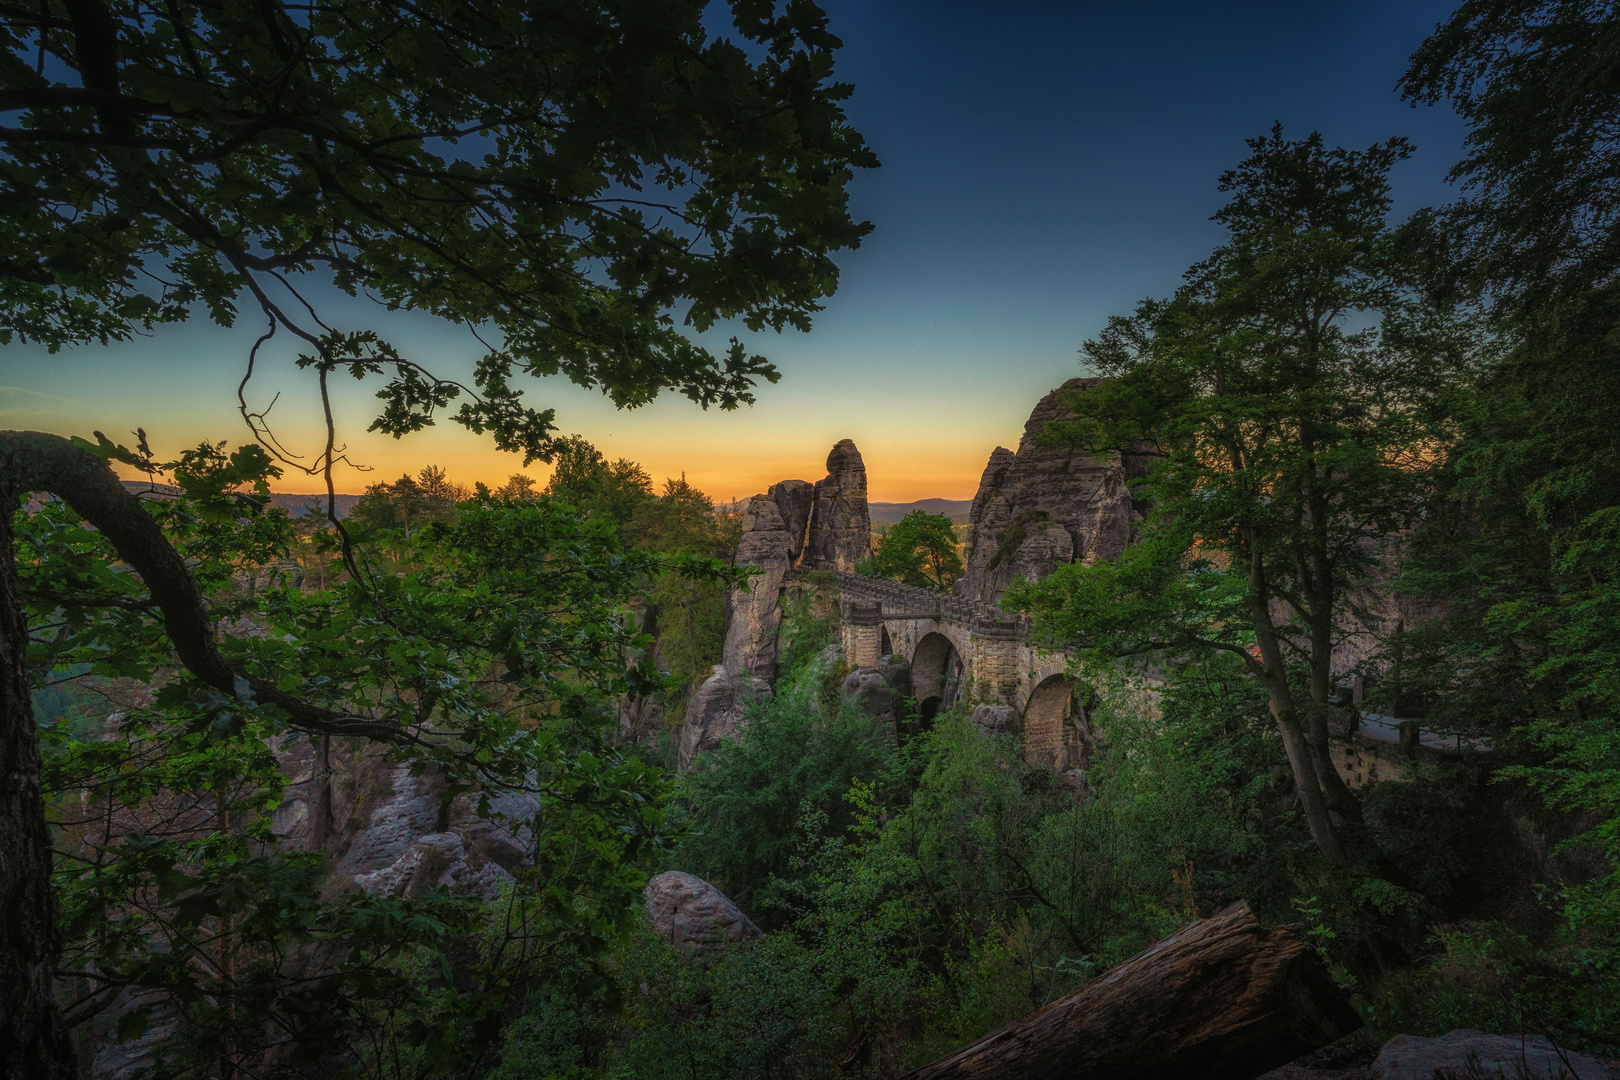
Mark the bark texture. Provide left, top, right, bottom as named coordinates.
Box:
left=0, top=490, right=77, bottom=1079
left=899, top=901, right=1361, bottom=1080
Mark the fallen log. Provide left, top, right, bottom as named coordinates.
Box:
left=900, top=901, right=1361, bottom=1080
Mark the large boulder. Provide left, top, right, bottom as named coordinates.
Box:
left=679, top=666, right=770, bottom=770
left=644, top=870, right=763, bottom=955
left=841, top=654, right=912, bottom=733
left=955, top=379, right=1153, bottom=606
left=1370, top=1029, right=1615, bottom=1080
left=971, top=703, right=1020, bottom=732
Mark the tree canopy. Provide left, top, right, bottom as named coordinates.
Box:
left=1, top=0, right=876, bottom=483
left=0, top=3, right=875, bottom=1074
left=1393, top=0, right=1620, bottom=911
left=1008, top=128, right=1466, bottom=864
left=867, top=510, right=963, bottom=592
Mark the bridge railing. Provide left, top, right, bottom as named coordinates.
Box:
left=835, top=572, right=1032, bottom=639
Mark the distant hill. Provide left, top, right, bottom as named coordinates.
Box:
left=266, top=493, right=362, bottom=519
left=110, top=482, right=362, bottom=519
left=869, top=498, right=973, bottom=526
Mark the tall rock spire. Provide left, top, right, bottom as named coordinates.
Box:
left=717, top=439, right=872, bottom=685
left=806, top=438, right=872, bottom=573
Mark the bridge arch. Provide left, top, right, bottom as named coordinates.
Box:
left=1023, top=674, right=1080, bottom=769
left=911, top=631, right=964, bottom=723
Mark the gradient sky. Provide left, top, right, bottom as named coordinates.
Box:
left=0, top=0, right=1469, bottom=502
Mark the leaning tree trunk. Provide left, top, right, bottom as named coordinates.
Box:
left=0, top=491, right=78, bottom=1079
left=901, top=901, right=1361, bottom=1080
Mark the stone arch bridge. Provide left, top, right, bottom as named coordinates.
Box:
left=836, top=573, right=1088, bottom=771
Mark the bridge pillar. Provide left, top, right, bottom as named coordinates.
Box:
left=969, top=616, right=1023, bottom=704
left=842, top=600, right=884, bottom=668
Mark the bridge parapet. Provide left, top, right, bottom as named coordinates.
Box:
left=835, top=573, right=1028, bottom=635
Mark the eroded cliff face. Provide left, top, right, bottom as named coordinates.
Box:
left=955, top=378, right=1155, bottom=607
left=720, top=491, right=797, bottom=682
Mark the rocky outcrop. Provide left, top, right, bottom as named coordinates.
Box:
left=718, top=440, right=872, bottom=686
left=326, top=758, right=537, bottom=891
left=841, top=654, right=913, bottom=733
left=644, top=871, right=763, bottom=955
left=806, top=439, right=872, bottom=572
left=679, top=666, right=770, bottom=769
left=331, top=761, right=446, bottom=878
left=1369, top=1029, right=1614, bottom=1080
left=618, top=694, right=666, bottom=750
left=90, top=993, right=174, bottom=1080
left=721, top=493, right=798, bottom=682
left=353, top=832, right=515, bottom=901
left=956, top=378, right=1153, bottom=607
left=970, top=703, right=1019, bottom=733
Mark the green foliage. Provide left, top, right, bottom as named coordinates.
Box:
left=630, top=476, right=730, bottom=555
left=543, top=435, right=656, bottom=531
left=775, top=583, right=844, bottom=678
left=602, top=929, right=843, bottom=1080
left=674, top=654, right=897, bottom=925
left=1010, top=126, right=1470, bottom=863
left=592, top=654, right=1322, bottom=1072
left=631, top=474, right=741, bottom=726
left=1401, top=0, right=1620, bottom=311
left=25, top=451, right=740, bottom=1078
left=2, top=1, right=876, bottom=459
left=1359, top=919, right=1620, bottom=1055
left=867, top=510, right=963, bottom=590
left=1392, top=0, right=1620, bottom=1014
left=348, top=464, right=469, bottom=537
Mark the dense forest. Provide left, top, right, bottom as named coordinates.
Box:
left=3, top=0, right=1619, bottom=1078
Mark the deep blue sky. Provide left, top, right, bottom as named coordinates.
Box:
left=0, top=0, right=1470, bottom=500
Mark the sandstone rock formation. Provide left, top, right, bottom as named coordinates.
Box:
left=721, top=491, right=797, bottom=681
left=644, top=870, right=763, bottom=955
left=773, top=477, right=814, bottom=562
left=679, top=666, right=771, bottom=770
left=955, top=378, right=1154, bottom=607
left=719, top=440, right=872, bottom=685
left=618, top=694, right=666, bottom=750
left=353, top=832, right=515, bottom=901
left=970, top=703, right=1019, bottom=733
left=314, top=755, right=537, bottom=891
left=806, top=438, right=872, bottom=572
left=841, top=654, right=913, bottom=733
left=1369, top=1029, right=1614, bottom=1080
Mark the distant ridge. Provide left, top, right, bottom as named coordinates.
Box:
left=266, top=493, right=362, bottom=519
left=113, top=481, right=362, bottom=519
left=869, top=498, right=973, bottom=526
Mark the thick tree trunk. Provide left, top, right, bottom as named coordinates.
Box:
left=1244, top=546, right=1347, bottom=865
left=0, top=489, right=78, bottom=1080
left=1307, top=645, right=1361, bottom=820
left=900, top=901, right=1361, bottom=1080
